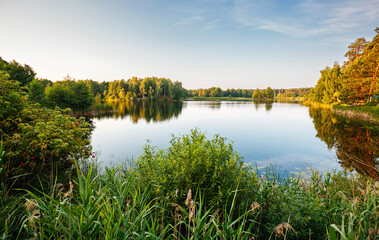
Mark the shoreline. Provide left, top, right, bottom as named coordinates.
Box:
left=303, top=101, right=379, bottom=123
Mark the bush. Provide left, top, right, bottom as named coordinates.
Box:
left=134, top=129, right=255, bottom=209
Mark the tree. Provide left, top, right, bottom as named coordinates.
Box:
left=0, top=58, right=36, bottom=86
left=169, top=81, right=183, bottom=100
left=344, top=38, right=368, bottom=64
left=265, top=87, right=274, bottom=99
left=28, top=79, right=46, bottom=104
left=252, top=88, right=264, bottom=100
left=0, top=71, right=92, bottom=190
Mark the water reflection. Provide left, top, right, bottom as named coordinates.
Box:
left=265, top=101, right=273, bottom=111
left=92, top=101, right=184, bottom=123
left=309, top=108, right=379, bottom=179
left=89, top=101, right=378, bottom=178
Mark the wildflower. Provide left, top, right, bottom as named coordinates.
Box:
left=70, top=162, right=74, bottom=165
left=31, top=156, right=35, bottom=160
left=49, top=152, right=53, bottom=156
left=19, top=163, right=25, bottom=167
left=23, top=152, right=27, bottom=156
left=92, top=155, right=95, bottom=158
left=38, top=110, right=40, bottom=113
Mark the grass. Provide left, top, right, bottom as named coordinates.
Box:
left=7, top=165, right=376, bottom=240
left=1, top=131, right=378, bottom=239
left=1, top=164, right=378, bottom=239
left=333, top=104, right=379, bottom=122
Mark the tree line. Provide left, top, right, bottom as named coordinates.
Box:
left=309, top=28, right=379, bottom=105
left=187, top=87, right=310, bottom=99
left=0, top=57, right=187, bottom=111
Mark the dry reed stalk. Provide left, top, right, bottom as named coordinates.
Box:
left=173, top=204, right=182, bottom=240
left=274, top=223, right=295, bottom=238
left=185, top=189, right=193, bottom=240
left=64, top=181, right=73, bottom=199
left=269, top=215, right=295, bottom=240
left=185, top=189, right=192, bottom=206
left=97, top=182, right=102, bottom=196
left=24, top=199, right=40, bottom=235
left=56, top=183, right=65, bottom=194
left=24, top=199, right=38, bottom=212
left=174, top=188, right=179, bottom=198
left=251, top=201, right=261, bottom=213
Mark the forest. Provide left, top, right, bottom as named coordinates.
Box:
left=308, top=28, right=379, bottom=105
left=187, top=87, right=310, bottom=99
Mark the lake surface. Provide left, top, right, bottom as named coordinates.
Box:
left=89, top=100, right=379, bottom=178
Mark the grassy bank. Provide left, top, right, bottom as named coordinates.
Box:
left=303, top=101, right=379, bottom=123
left=333, top=104, right=379, bottom=123
left=1, top=130, right=378, bottom=239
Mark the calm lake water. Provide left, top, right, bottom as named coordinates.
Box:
left=89, top=101, right=379, bottom=178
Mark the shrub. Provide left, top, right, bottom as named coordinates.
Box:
left=134, top=129, right=255, bottom=209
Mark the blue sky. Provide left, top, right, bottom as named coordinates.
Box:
left=0, top=0, right=378, bottom=89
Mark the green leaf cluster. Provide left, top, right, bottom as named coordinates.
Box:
left=309, top=28, right=379, bottom=105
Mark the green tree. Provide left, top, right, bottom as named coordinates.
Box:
left=0, top=57, right=36, bottom=86
left=265, top=87, right=274, bottom=99
left=28, top=79, right=46, bottom=105
left=252, top=88, right=264, bottom=100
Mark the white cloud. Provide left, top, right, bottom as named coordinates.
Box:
left=231, top=0, right=379, bottom=37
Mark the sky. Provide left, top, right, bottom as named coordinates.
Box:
left=0, top=0, right=378, bottom=89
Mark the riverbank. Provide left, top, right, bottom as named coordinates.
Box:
left=332, top=104, right=379, bottom=123
left=303, top=101, right=379, bottom=123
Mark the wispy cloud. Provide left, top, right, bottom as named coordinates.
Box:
left=202, top=18, right=220, bottom=30
left=170, top=3, right=222, bottom=31
left=231, top=0, right=379, bottom=37
left=174, top=16, right=205, bottom=26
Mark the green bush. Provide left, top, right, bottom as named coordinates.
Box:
left=134, top=129, right=255, bottom=209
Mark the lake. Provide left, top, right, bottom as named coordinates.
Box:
left=89, top=100, right=379, bottom=178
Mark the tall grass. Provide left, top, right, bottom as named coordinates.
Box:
left=11, top=163, right=376, bottom=239
left=1, top=131, right=378, bottom=239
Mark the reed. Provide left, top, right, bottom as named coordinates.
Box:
left=0, top=131, right=377, bottom=239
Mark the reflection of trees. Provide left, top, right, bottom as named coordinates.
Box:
left=309, top=107, right=379, bottom=179
left=196, top=102, right=221, bottom=109
left=92, top=101, right=184, bottom=123
left=253, top=100, right=263, bottom=111
left=265, top=101, right=273, bottom=111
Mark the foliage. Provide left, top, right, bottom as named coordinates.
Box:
left=0, top=57, right=36, bottom=86
left=0, top=71, right=92, bottom=192
left=12, top=159, right=377, bottom=240
left=104, top=77, right=185, bottom=101
left=0, top=71, right=28, bottom=137
left=252, top=88, right=265, bottom=100
left=265, top=87, right=275, bottom=99
left=4, top=107, right=92, bottom=188
left=0, top=127, right=377, bottom=239
left=28, top=79, right=46, bottom=104
left=134, top=129, right=253, bottom=209
left=309, top=28, right=379, bottom=105
left=45, top=80, right=94, bottom=111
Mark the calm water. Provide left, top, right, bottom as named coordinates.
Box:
left=89, top=101, right=379, bottom=177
